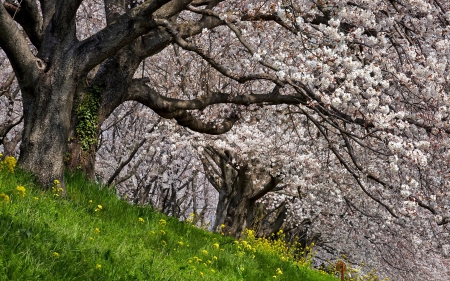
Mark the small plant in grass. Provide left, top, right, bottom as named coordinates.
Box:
left=319, top=256, right=389, bottom=281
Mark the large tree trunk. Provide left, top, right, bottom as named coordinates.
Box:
left=222, top=165, right=256, bottom=237
left=19, top=69, right=76, bottom=189
left=212, top=191, right=232, bottom=231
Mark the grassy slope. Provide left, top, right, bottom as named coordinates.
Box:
left=0, top=168, right=337, bottom=281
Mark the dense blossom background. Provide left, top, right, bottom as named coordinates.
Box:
left=2, top=0, right=450, bottom=280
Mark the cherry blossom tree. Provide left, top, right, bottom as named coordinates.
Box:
left=2, top=0, right=450, bottom=279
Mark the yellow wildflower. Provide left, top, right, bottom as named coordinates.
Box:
left=138, top=217, right=145, bottom=223
left=158, top=218, right=167, bottom=228
left=276, top=268, right=283, bottom=275
left=1, top=156, right=17, bottom=173
left=95, top=205, right=102, bottom=212
left=213, top=243, right=219, bottom=249
left=16, top=186, right=26, bottom=197
left=202, top=249, right=208, bottom=255
left=96, top=264, right=102, bottom=269
left=94, top=228, right=100, bottom=234
left=52, top=252, right=60, bottom=258
left=0, top=193, right=10, bottom=203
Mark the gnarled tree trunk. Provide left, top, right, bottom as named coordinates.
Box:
left=19, top=68, right=77, bottom=189
left=202, top=146, right=285, bottom=237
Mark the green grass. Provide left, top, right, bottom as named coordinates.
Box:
left=0, top=167, right=338, bottom=281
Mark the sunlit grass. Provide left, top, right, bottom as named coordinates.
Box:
left=0, top=162, right=338, bottom=280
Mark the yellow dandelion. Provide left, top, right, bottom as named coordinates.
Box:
left=96, top=264, right=102, bottom=269
left=202, top=249, right=208, bottom=255
left=94, top=228, right=100, bottom=234
left=52, top=252, right=60, bottom=258
left=138, top=217, right=145, bottom=223
left=95, top=205, right=102, bottom=212
left=213, top=243, right=219, bottom=249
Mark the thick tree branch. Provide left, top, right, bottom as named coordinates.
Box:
left=250, top=175, right=283, bottom=201
left=3, top=0, right=43, bottom=48
left=128, top=81, right=306, bottom=111
left=75, top=0, right=176, bottom=74
left=38, top=0, right=56, bottom=28
left=104, top=0, right=125, bottom=25
left=54, top=0, right=84, bottom=34
left=163, top=109, right=239, bottom=135
left=0, top=4, right=41, bottom=86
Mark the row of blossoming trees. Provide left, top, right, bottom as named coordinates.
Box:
left=2, top=0, right=450, bottom=279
